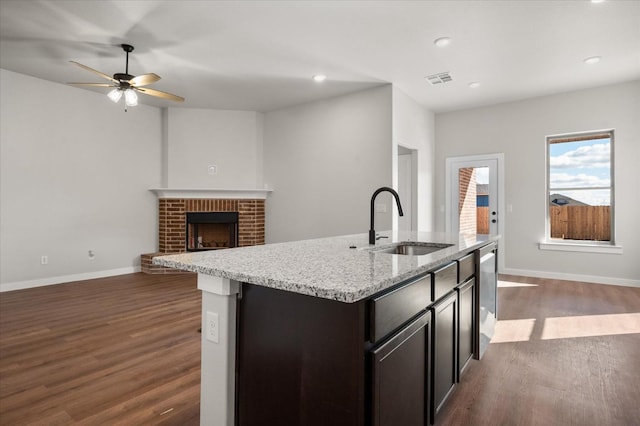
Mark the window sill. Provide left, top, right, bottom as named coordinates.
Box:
left=539, top=241, right=623, bottom=254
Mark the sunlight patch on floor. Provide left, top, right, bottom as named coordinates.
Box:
left=498, top=280, right=539, bottom=288
left=540, top=312, right=640, bottom=340
left=492, top=318, right=536, bottom=343
left=492, top=313, right=640, bottom=343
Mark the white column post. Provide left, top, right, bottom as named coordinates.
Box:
left=197, top=274, right=240, bottom=426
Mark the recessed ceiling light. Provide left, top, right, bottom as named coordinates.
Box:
left=313, top=74, right=327, bottom=82
left=468, top=82, right=480, bottom=89
left=591, top=0, right=605, bottom=4
left=583, top=56, right=601, bottom=65
left=433, top=37, right=452, bottom=47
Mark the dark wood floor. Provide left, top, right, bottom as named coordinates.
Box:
left=0, top=273, right=201, bottom=425
left=439, top=274, right=640, bottom=426
left=1, top=273, right=639, bottom=425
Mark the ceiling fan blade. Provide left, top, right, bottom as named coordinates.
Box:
left=69, top=61, right=118, bottom=84
left=136, top=87, right=185, bottom=102
left=67, top=83, right=115, bottom=87
left=129, top=73, right=161, bottom=87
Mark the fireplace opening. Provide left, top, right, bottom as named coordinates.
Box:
left=186, top=212, right=238, bottom=252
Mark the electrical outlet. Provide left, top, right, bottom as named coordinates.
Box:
left=207, top=165, right=218, bottom=175
left=41, top=255, right=48, bottom=265
left=206, top=311, right=219, bottom=343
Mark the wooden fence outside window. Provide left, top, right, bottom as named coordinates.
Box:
left=476, top=206, right=610, bottom=240
left=549, top=205, right=611, bottom=241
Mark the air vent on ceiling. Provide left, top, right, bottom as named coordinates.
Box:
left=425, top=72, right=453, bottom=85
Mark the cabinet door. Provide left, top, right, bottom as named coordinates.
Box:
left=457, top=277, right=475, bottom=379
left=431, top=291, right=458, bottom=423
left=371, top=311, right=431, bottom=426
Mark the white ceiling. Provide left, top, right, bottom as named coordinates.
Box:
left=1, top=0, right=639, bottom=113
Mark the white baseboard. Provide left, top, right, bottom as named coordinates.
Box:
left=0, top=266, right=141, bottom=292
left=501, top=267, right=640, bottom=288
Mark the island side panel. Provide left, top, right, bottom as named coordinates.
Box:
left=198, top=275, right=240, bottom=426
left=236, top=283, right=367, bottom=426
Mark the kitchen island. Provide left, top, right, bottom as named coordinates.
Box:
left=154, top=230, right=499, bottom=426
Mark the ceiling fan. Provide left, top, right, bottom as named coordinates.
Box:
left=67, top=43, right=184, bottom=108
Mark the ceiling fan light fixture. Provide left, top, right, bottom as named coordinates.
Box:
left=68, top=43, right=184, bottom=108
left=124, top=89, right=138, bottom=106
left=107, top=88, right=123, bottom=103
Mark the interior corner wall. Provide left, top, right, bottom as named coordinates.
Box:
left=392, top=87, right=436, bottom=232
left=165, top=108, right=264, bottom=189
left=0, top=69, right=162, bottom=290
left=264, top=85, right=393, bottom=243
left=434, top=80, right=640, bottom=285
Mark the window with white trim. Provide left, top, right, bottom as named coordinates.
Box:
left=546, top=130, right=614, bottom=244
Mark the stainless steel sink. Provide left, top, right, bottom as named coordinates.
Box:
left=373, top=242, right=454, bottom=256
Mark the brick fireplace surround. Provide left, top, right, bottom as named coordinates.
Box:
left=142, top=196, right=265, bottom=274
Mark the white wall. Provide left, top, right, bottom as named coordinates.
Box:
left=165, top=108, right=264, bottom=189
left=392, top=87, right=436, bottom=232
left=435, top=80, right=640, bottom=286
left=0, top=69, right=162, bottom=290
left=264, top=85, right=393, bottom=243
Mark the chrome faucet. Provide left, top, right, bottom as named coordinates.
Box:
left=369, top=187, right=404, bottom=245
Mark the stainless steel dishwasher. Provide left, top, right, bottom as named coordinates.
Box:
left=477, top=242, right=497, bottom=359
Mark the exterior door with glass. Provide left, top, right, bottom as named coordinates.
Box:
left=446, top=156, right=500, bottom=236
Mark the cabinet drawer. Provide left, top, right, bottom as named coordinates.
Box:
left=433, top=262, right=457, bottom=301
left=370, top=273, right=431, bottom=343
left=457, top=253, right=475, bottom=284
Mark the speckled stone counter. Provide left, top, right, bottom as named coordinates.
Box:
left=153, top=230, right=499, bottom=303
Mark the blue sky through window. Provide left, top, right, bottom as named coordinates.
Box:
left=549, top=137, right=610, bottom=206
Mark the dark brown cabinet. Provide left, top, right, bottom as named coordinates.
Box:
left=457, top=253, right=475, bottom=284
left=236, top=284, right=366, bottom=426
left=369, top=273, right=431, bottom=343
left=370, top=311, right=431, bottom=426
left=456, top=277, right=475, bottom=379
left=430, top=291, right=458, bottom=423
left=235, top=242, right=496, bottom=426
left=432, top=262, right=457, bottom=301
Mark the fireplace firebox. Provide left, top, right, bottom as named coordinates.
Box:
left=186, top=212, right=238, bottom=252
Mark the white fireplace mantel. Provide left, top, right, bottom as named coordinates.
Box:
left=150, top=188, right=272, bottom=200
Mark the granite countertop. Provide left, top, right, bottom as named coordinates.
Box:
left=153, top=231, right=499, bottom=303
